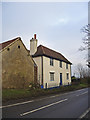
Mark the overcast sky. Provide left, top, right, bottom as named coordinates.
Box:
left=1, top=0, right=88, bottom=75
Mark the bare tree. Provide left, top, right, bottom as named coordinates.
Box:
left=77, top=64, right=84, bottom=78
left=74, top=63, right=88, bottom=79
left=79, top=24, right=90, bottom=68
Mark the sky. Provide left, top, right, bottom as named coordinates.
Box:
left=1, top=0, right=89, bottom=76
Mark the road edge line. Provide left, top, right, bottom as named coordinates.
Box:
left=79, top=107, right=90, bottom=119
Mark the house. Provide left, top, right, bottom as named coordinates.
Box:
left=0, top=37, right=37, bottom=89
left=30, top=34, right=72, bottom=88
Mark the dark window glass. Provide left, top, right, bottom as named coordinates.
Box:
left=67, top=73, right=69, bottom=80
left=50, top=72, right=54, bottom=81
left=50, top=58, right=54, bottom=66
left=18, top=45, right=20, bottom=49
left=60, top=61, right=62, bottom=68
left=66, top=63, right=68, bottom=69
left=7, top=48, right=10, bottom=51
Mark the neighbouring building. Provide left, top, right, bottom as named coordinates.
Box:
left=30, top=34, right=72, bottom=88
left=0, top=37, right=37, bottom=89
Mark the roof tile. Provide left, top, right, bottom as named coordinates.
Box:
left=32, top=45, right=72, bottom=64
left=0, top=37, right=21, bottom=50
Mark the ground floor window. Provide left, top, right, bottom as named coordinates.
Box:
left=50, top=72, right=54, bottom=81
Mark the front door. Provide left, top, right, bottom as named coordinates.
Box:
left=60, top=73, right=62, bottom=85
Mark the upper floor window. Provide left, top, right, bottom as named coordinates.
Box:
left=50, top=72, right=54, bottom=81
left=50, top=58, right=54, bottom=66
left=66, top=63, right=68, bottom=69
left=18, top=45, right=20, bottom=49
left=7, top=48, right=10, bottom=51
left=60, top=61, right=62, bottom=68
left=66, top=73, right=69, bottom=80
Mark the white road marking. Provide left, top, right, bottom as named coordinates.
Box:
left=0, top=95, right=64, bottom=109
left=76, top=89, right=87, bottom=92
left=79, top=107, right=90, bottom=119
left=0, top=100, right=34, bottom=109
left=0, top=88, right=87, bottom=109
left=49, top=96, right=56, bottom=98
left=20, top=98, right=68, bottom=116
left=76, top=91, right=88, bottom=97
left=48, top=89, right=87, bottom=98
left=0, top=95, right=58, bottom=109
left=49, top=94, right=60, bottom=98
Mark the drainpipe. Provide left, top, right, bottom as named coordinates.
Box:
left=70, top=65, right=72, bottom=85
left=41, top=56, right=43, bottom=88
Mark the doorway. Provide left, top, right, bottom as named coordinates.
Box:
left=60, top=73, right=62, bottom=85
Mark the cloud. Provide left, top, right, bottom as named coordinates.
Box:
left=2, top=0, right=89, bottom=2
left=58, top=18, right=69, bottom=24
left=52, top=18, right=69, bottom=26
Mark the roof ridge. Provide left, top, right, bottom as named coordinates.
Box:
left=0, top=37, right=21, bottom=45
left=41, top=45, right=45, bottom=54
left=38, top=44, right=66, bottom=59
left=34, top=44, right=72, bottom=64
left=38, top=44, right=60, bottom=54
left=0, top=37, right=21, bottom=51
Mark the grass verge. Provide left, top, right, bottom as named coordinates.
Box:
left=2, top=83, right=88, bottom=102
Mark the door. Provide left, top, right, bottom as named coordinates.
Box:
left=60, top=73, right=62, bottom=85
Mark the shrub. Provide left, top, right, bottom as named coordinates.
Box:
left=29, top=82, right=41, bottom=90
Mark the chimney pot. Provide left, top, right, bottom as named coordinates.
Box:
left=34, top=34, right=36, bottom=39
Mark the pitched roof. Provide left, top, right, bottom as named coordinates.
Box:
left=32, top=45, right=72, bottom=64
left=0, top=37, right=21, bottom=51
left=0, top=37, right=37, bottom=66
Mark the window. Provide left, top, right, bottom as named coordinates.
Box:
left=50, top=58, right=54, bottom=66
left=18, top=45, right=20, bottom=49
left=66, top=63, right=68, bottom=69
left=60, top=61, right=62, bottom=68
left=50, top=72, right=54, bottom=81
left=66, top=73, right=69, bottom=80
left=7, top=48, right=10, bottom=51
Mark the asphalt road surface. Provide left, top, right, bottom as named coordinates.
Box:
left=1, top=88, right=89, bottom=119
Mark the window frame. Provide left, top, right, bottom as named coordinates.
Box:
left=66, top=73, right=69, bottom=80
left=7, top=48, right=10, bottom=51
left=60, top=61, right=62, bottom=68
left=18, top=45, right=20, bottom=49
left=50, top=72, right=54, bottom=81
left=50, top=58, right=54, bottom=66
left=66, top=63, right=68, bottom=69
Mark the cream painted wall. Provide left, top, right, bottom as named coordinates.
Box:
left=43, top=56, right=71, bottom=88
left=33, top=55, right=71, bottom=88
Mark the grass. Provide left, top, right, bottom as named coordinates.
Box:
left=2, top=83, right=89, bottom=102
left=2, top=89, right=30, bottom=100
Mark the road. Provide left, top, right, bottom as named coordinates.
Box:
left=1, top=88, right=89, bottom=119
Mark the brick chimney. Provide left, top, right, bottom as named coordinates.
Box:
left=30, top=34, right=38, bottom=55
left=34, top=34, right=36, bottom=39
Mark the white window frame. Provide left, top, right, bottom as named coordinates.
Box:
left=50, top=72, right=54, bottom=81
